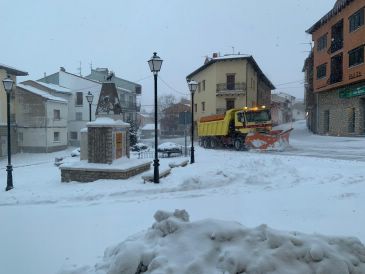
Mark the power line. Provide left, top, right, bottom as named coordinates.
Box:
left=158, top=76, right=189, bottom=96
left=275, top=80, right=304, bottom=86
left=134, top=75, right=153, bottom=83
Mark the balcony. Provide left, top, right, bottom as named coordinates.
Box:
left=328, top=40, right=343, bottom=54
left=216, top=82, right=246, bottom=95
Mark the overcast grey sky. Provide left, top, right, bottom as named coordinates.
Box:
left=1, top=0, right=334, bottom=109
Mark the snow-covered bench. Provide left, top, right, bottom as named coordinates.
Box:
left=142, top=168, right=172, bottom=183
left=168, top=159, right=189, bottom=168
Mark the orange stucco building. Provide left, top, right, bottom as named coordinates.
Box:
left=306, top=0, right=365, bottom=135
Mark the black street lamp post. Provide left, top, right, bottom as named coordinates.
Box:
left=2, top=77, right=14, bottom=191
left=187, top=80, right=198, bottom=164
left=86, top=91, right=94, bottom=122
left=148, top=52, right=163, bottom=184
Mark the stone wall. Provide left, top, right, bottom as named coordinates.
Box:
left=88, top=127, right=113, bottom=163
left=317, top=89, right=365, bottom=136
left=61, top=162, right=151, bottom=182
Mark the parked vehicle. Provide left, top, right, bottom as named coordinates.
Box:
left=157, top=142, right=183, bottom=157
left=198, top=106, right=292, bottom=150
left=70, top=148, right=80, bottom=157
left=131, top=143, right=150, bottom=152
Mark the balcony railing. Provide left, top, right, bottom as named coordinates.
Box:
left=216, top=82, right=246, bottom=94
left=328, top=73, right=343, bottom=85
left=328, top=40, right=343, bottom=54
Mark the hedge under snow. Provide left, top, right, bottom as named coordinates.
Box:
left=60, top=210, right=365, bottom=274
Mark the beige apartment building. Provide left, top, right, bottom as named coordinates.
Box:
left=0, top=63, right=28, bottom=157
left=186, top=54, right=275, bottom=124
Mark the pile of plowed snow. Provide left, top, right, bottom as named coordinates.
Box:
left=60, top=210, right=365, bottom=274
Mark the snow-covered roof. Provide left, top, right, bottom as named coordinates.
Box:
left=186, top=55, right=275, bottom=90
left=87, top=117, right=130, bottom=127
left=141, top=123, right=159, bottom=130
left=0, top=63, right=28, bottom=76
left=212, top=54, right=251, bottom=61
left=35, top=81, right=72, bottom=94
left=17, top=84, right=67, bottom=103
left=306, top=0, right=354, bottom=34
left=138, top=113, right=152, bottom=118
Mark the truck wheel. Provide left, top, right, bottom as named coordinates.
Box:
left=234, top=139, right=242, bottom=151
left=210, top=139, right=217, bottom=149
left=203, top=139, right=210, bottom=149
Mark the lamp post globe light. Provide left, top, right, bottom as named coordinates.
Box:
left=148, top=52, right=163, bottom=184
left=2, top=77, right=14, bottom=191
left=187, top=80, right=198, bottom=164
left=86, top=91, right=94, bottom=122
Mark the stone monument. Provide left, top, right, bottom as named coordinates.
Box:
left=60, top=82, right=151, bottom=182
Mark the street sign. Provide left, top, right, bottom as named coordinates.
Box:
left=339, top=86, right=365, bottom=98
left=178, top=112, right=192, bottom=125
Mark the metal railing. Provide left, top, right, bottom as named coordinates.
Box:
left=136, top=149, right=191, bottom=159
left=216, top=82, right=246, bottom=92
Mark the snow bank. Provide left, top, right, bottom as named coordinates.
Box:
left=59, top=210, right=365, bottom=274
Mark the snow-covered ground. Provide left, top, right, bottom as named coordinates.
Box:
left=1, top=120, right=365, bottom=274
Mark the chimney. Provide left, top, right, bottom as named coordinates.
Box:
left=212, top=52, right=218, bottom=58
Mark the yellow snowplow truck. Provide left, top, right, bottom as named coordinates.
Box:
left=198, top=106, right=292, bottom=150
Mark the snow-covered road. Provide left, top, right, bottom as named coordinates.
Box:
left=271, top=120, right=365, bottom=161
left=0, top=120, right=364, bottom=274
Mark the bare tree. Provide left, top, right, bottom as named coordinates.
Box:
left=158, top=94, right=177, bottom=114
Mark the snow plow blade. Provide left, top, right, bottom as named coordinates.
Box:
left=245, top=128, right=293, bottom=150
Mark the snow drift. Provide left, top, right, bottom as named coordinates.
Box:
left=59, top=210, right=365, bottom=274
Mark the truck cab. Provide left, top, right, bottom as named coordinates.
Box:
left=234, top=107, right=272, bottom=134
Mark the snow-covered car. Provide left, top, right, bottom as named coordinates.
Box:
left=157, top=142, right=183, bottom=157
left=131, top=143, right=150, bottom=152
left=70, top=148, right=80, bottom=157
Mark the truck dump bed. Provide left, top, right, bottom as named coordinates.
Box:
left=198, top=110, right=235, bottom=137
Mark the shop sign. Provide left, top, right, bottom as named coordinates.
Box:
left=339, top=86, right=365, bottom=98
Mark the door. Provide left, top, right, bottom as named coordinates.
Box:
left=226, top=74, right=235, bottom=90
left=324, top=110, right=330, bottom=133
left=226, top=99, right=235, bottom=110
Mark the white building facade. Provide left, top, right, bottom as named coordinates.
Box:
left=38, top=69, right=102, bottom=146
left=16, top=84, right=68, bottom=152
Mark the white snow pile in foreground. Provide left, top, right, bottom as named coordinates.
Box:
left=60, top=210, right=365, bottom=274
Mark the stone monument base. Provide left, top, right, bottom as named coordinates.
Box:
left=60, top=159, right=151, bottom=183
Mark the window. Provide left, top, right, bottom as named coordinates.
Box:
left=316, top=63, right=327, bottom=79
left=202, top=80, right=206, bottom=91
left=198, top=82, right=201, bottom=92
left=76, top=92, right=83, bottom=106
left=330, top=20, right=343, bottom=53
left=349, top=8, right=364, bottom=32
left=201, top=102, right=205, bottom=112
left=226, top=99, right=235, bottom=110
left=194, top=104, right=197, bottom=113
left=76, top=112, right=83, bottom=121
left=70, top=132, right=78, bottom=140
left=317, top=34, right=327, bottom=51
left=330, top=53, right=343, bottom=84
left=349, top=46, right=364, bottom=67
left=227, top=74, right=235, bottom=90
left=54, top=132, right=60, bottom=142
left=53, top=109, right=60, bottom=120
